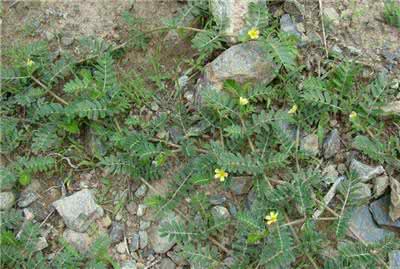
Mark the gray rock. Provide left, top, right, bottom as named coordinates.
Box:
left=61, top=36, right=74, bottom=46
left=350, top=159, right=385, bottom=182
left=229, top=177, right=252, bottom=195
left=284, top=0, right=305, bottom=16
left=139, top=230, right=148, bottom=249
left=149, top=212, right=180, bottom=253
left=63, top=229, right=92, bottom=253
left=18, top=179, right=41, bottom=208
left=121, top=260, right=137, bottom=269
left=390, top=177, right=400, bottom=221
left=300, top=133, right=319, bottom=156
left=211, top=206, right=231, bottom=220
left=130, top=233, right=140, bottom=252
left=348, top=205, right=394, bottom=243
left=389, top=251, right=400, bottom=269
left=84, top=126, right=106, bottom=158
left=369, top=195, right=400, bottom=230
left=331, top=45, right=343, bottom=55
left=139, top=220, right=151, bottom=230
left=35, top=237, right=48, bottom=252
left=196, top=41, right=276, bottom=97
left=223, top=256, right=235, bottom=268
left=323, top=129, right=341, bottom=159
left=52, top=189, right=104, bottom=232
left=246, top=188, right=257, bottom=209
left=381, top=100, right=400, bottom=115
left=109, top=222, right=124, bottom=243
left=27, top=201, right=50, bottom=222
left=227, top=201, right=238, bottom=217
left=374, top=175, right=390, bottom=197
left=353, top=183, right=372, bottom=200
left=210, top=0, right=265, bottom=43
left=160, top=258, right=176, bottom=269
left=322, top=164, right=339, bottom=184
left=126, top=201, right=138, bottom=215
left=209, top=194, right=226, bottom=205
left=280, top=14, right=301, bottom=38
left=323, top=7, right=339, bottom=25
left=0, top=192, right=15, bottom=210
left=135, top=184, right=147, bottom=198
left=116, top=242, right=127, bottom=254
left=137, top=204, right=147, bottom=217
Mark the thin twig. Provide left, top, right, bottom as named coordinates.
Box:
left=318, top=0, right=329, bottom=57
left=31, top=76, right=69, bottom=105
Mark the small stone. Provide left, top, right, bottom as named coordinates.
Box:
left=389, top=251, right=400, bottom=269
left=0, top=192, right=15, bottom=210
left=160, top=258, right=176, bottom=269
left=116, top=242, right=127, bottom=254
left=109, top=222, right=124, bottom=243
left=337, top=163, right=347, bottom=175
left=229, top=177, right=252, bottom=195
left=23, top=208, right=34, bottom=220
left=63, top=229, right=92, bottom=253
left=322, top=164, right=339, bottom=184
left=301, top=133, right=319, bottom=156
left=296, top=22, right=305, bottom=33
left=35, top=237, right=48, bottom=251
left=18, top=179, right=41, bottom=208
left=135, top=185, right=147, bottom=198
left=149, top=212, right=180, bottom=253
left=323, top=7, right=340, bottom=25
left=284, top=0, right=305, bottom=16
left=61, top=36, right=74, bottom=46
left=100, top=215, right=112, bottom=228
left=52, top=189, right=104, bottom=232
left=27, top=201, right=49, bottom=222
left=209, top=194, right=226, bottom=205
left=177, top=75, right=189, bottom=90
left=126, top=201, right=138, bottom=215
left=331, top=45, right=343, bottom=55
left=139, top=220, right=151, bottom=230
left=137, top=204, right=147, bottom=217
left=348, top=205, right=394, bottom=243
left=280, top=14, right=301, bottom=38
left=381, top=100, right=400, bottom=115
left=223, top=256, right=235, bottom=268
left=246, top=188, right=257, bottom=209
left=45, top=31, right=55, bottom=41
left=227, top=201, right=238, bottom=217
left=373, top=175, right=390, bottom=197
left=121, top=260, right=137, bottom=269
left=390, top=177, right=400, bottom=221
left=350, top=159, right=385, bottom=182
left=139, top=231, right=148, bottom=249
left=369, top=195, right=400, bottom=230
left=115, top=211, right=123, bottom=221
left=130, top=233, right=140, bottom=252
left=150, top=102, right=159, bottom=112
left=323, top=129, right=341, bottom=159
left=353, top=183, right=372, bottom=200
left=211, top=206, right=231, bottom=221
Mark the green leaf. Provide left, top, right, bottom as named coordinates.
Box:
left=18, top=172, right=31, bottom=186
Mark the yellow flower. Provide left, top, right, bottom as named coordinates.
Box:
left=214, top=168, right=228, bottom=182
left=247, top=27, right=260, bottom=40
left=288, top=104, right=298, bottom=114
left=26, top=58, right=34, bottom=67
left=239, top=97, right=249, bottom=106
left=265, top=211, right=279, bottom=225
left=349, top=111, right=357, bottom=120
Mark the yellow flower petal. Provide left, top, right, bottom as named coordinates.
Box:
left=265, top=211, right=278, bottom=225
left=214, top=168, right=228, bottom=182
left=239, top=97, right=249, bottom=106
left=288, top=104, right=298, bottom=114
left=349, top=111, right=357, bottom=120
left=247, top=27, right=260, bottom=40
left=26, top=58, right=34, bottom=67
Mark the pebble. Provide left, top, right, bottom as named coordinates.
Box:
left=211, top=206, right=231, bottom=221
left=353, top=183, right=372, bottom=200
left=323, top=129, right=341, bottom=159
left=369, top=195, right=400, bottom=229
left=18, top=179, right=41, bottom=208
left=137, top=204, right=147, bottom=217
left=139, top=231, right=148, bottom=249
left=126, top=201, right=138, bottom=215
left=322, top=164, right=339, bottom=184
left=0, top=192, right=15, bottom=210
left=301, top=133, right=319, bottom=156
left=130, top=233, right=140, bottom=252
left=116, top=242, right=127, bottom=254
left=229, top=177, right=252, bottom=195
left=109, top=222, right=125, bottom=243
left=373, top=175, right=390, bottom=197
left=61, top=36, right=74, bottom=46
left=139, top=220, right=151, bottom=230
left=135, top=185, right=147, bottom=198
left=63, top=229, right=92, bottom=253
left=349, top=159, right=385, bottom=182
left=100, top=215, right=112, bottom=228
left=209, top=194, right=226, bottom=205
left=389, top=250, right=400, bottom=269
left=280, top=14, right=301, bottom=38
left=323, top=7, right=340, bottom=25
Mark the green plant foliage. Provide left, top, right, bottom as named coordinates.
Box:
left=384, top=0, right=400, bottom=28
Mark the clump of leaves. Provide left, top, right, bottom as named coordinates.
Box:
left=384, top=0, right=400, bottom=28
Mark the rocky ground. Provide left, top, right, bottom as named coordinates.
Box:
left=1, top=0, right=400, bottom=268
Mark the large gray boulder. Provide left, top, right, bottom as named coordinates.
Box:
left=52, top=189, right=103, bottom=232
left=196, top=41, right=276, bottom=99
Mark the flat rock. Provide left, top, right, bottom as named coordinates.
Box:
left=284, top=0, right=304, bottom=16
left=381, top=100, right=400, bottom=115
left=121, top=260, right=137, bottom=269
left=300, top=133, right=319, bottom=156
left=52, top=189, right=104, bottom=232
left=135, top=184, right=147, bottom=198
left=130, top=233, right=140, bottom=252
left=280, top=14, right=301, bottom=37
left=149, top=212, right=180, bottom=254
left=17, top=179, right=41, bottom=208
left=323, top=129, right=341, bottom=159
left=369, top=195, right=400, bottom=230
left=139, top=230, right=148, bottom=249
left=137, top=204, right=147, bottom=217
left=229, top=177, right=252, bottom=195
left=323, top=7, right=340, bottom=25
left=0, top=192, right=15, bottom=210
left=353, top=183, right=372, bottom=201
left=63, top=229, right=92, bottom=253
left=322, top=164, right=339, bottom=184
left=210, top=0, right=265, bottom=43
left=390, top=177, right=400, bottom=221
left=374, top=175, right=390, bottom=197
left=160, top=258, right=176, bottom=269
left=196, top=41, right=276, bottom=96
left=109, top=222, right=124, bottom=243
left=348, top=205, right=394, bottom=243
left=211, top=206, right=231, bottom=220
left=209, top=194, right=227, bottom=205
left=389, top=250, right=400, bottom=269
left=350, top=159, right=385, bottom=182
